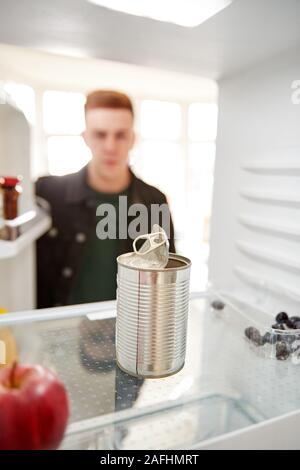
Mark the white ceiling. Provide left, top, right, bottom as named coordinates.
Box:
left=0, top=0, right=299, bottom=80
left=0, top=44, right=218, bottom=102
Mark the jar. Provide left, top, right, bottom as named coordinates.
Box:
left=0, top=176, right=22, bottom=220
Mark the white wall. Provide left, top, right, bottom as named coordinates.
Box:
left=209, top=44, right=300, bottom=311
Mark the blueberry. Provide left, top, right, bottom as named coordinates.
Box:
left=272, top=323, right=285, bottom=330
left=285, top=319, right=294, bottom=329
left=211, top=300, right=225, bottom=310
left=263, top=332, right=277, bottom=344
left=275, top=312, right=289, bottom=323
left=290, top=316, right=300, bottom=323
left=276, top=341, right=290, bottom=360
left=245, top=326, right=264, bottom=346
left=289, top=317, right=300, bottom=329
left=293, top=320, right=300, bottom=330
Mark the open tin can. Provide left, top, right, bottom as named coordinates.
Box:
left=116, top=253, right=191, bottom=378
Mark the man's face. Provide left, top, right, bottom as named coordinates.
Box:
left=83, top=108, right=135, bottom=179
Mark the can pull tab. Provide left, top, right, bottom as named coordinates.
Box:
left=133, top=230, right=169, bottom=256
left=128, top=225, right=169, bottom=269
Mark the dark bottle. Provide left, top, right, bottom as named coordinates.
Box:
left=0, top=176, right=22, bottom=220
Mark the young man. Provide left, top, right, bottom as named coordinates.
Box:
left=36, top=90, right=175, bottom=308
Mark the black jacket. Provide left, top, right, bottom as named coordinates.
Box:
left=35, top=165, right=175, bottom=308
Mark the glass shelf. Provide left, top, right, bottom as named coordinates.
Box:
left=1, top=291, right=300, bottom=449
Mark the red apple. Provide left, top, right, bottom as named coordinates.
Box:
left=0, top=363, right=69, bottom=450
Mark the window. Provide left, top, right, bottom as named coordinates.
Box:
left=47, top=136, right=91, bottom=176
left=131, top=99, right=185, bottom=236
left=3, top=82, right=36, bottom=125
left=43, top=91, right=90, bottom=175
left=132, top=99, right=217, bottom=241
left=187, top=142, right=216, bottom=239
left=131, top=99, right=218, bottom=291
left=134, top=141, right=186, bottom=231
left=41, top=91, right=217, bottom=290
left=185, top=104, right=218, bottom=289
left=43, top=91, right=85, bottom=134
left=188, top=103, right=218, bottom=141
left=140, top=100, right=182, bottom=140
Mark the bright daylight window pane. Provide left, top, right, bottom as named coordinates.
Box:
left=187, top=142, right=216, bottom=236
left=43, top=91, right=86, bottom=135
left=47, top=136, right=91, bottom=176
left=140, top=100, right=182, bottom=140
left=181, top=142, right=216, bottom=291
left=188, top=142, right=215, bottom=192
left=4, top=82, right=36, bottom=125
left=188, top=103, right=218, bottom=141
left=132, top=141, right=185, bottom=236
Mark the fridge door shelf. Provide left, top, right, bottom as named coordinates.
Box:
left=0, top=207, right=51, bottom=258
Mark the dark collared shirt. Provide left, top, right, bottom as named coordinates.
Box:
left=67, top=185, right=130, bottom=304
left=35, top=165, right=175, bottom=308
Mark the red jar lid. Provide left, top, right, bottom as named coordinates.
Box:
left=0, top=176, right=21, bottom=187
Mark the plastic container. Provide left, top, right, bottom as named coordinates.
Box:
left=221, top=293, right=300, bottom=364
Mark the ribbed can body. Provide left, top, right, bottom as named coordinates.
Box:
left=116, top=254, right=191, bottom=378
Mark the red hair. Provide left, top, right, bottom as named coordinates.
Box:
left=85, top=90, right=134, bottom=118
